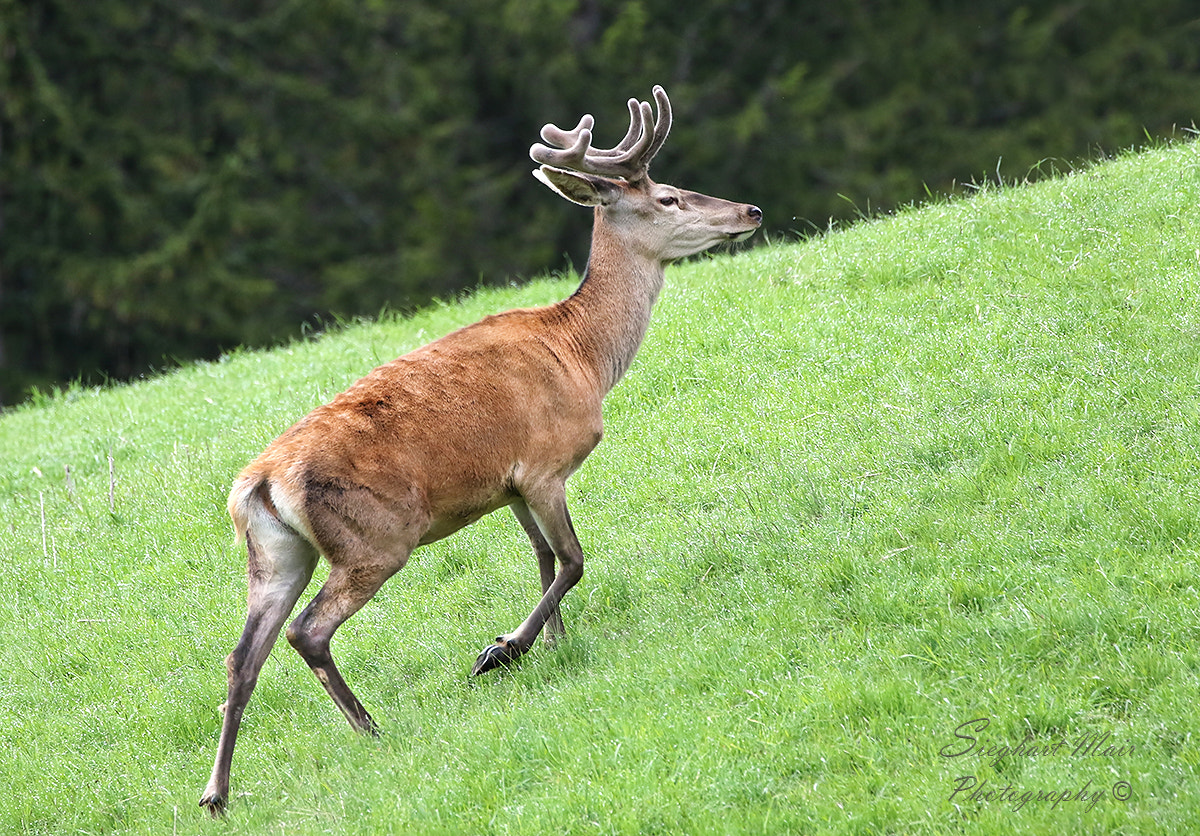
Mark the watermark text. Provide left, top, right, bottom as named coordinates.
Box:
left=940, top=717, right=1134, bottom=812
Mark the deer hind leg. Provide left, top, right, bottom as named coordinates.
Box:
left=473, top=483, right=583, bottom=675
left=200, top=523, right=318, bottom=816
left=511, top=498, right=565, bottom=646
left=284, top=555, right=407, bottom=735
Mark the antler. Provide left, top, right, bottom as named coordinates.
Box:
left=530, top=85, right=673, bottom=182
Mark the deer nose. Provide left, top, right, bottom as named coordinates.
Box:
left=747, top=205, right=763, bottom=224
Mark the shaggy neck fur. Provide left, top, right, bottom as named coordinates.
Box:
left=559, top=208, right=666, bottom=394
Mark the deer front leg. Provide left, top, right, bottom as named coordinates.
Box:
left=510, top=498, right=565, bottom=645
left=473, top=486, right=582, bottom=675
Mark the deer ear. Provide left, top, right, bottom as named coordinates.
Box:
left=534, top=166, right=622, bottom=207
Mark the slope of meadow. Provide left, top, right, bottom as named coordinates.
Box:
left=2, top=140, right=1198, bottom=834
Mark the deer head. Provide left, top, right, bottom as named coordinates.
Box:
left=530, top=86, right=762, bottom=262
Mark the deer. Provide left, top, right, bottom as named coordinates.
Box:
left=199, top=85, right=761, bottom=815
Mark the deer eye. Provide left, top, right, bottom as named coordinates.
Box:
left=658, top=196, right=678, bottom=207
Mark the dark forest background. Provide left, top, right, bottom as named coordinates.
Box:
left=2, top=0, right=1199, bottom=406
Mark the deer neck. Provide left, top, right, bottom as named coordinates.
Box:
left=561, top=210, right=666, bottom=394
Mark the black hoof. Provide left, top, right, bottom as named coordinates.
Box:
left=472, top=637, right=520, bottom=675
left=199, top=793, right=227, bottom=818
left=355, top=714, right=382, bottom=738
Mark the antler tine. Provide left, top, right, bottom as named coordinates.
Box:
left=539, top=114, right=594, bottom=150
left=640, top=85, right=672, bottom=166
left=585, top=98, right=644, bottom=159
left=529, top=102, right=645, bottom=174
left=529, top=87, right=673, bottom=182
left=530, top=126, right=594, bottom=174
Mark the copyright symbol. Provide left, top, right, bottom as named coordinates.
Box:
left=1112, top=781, right=1132, bottom=802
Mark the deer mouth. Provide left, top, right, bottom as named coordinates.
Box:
left=727, top=229, right=758, bottom=242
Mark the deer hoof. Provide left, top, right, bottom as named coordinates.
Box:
left=472, top=637, right=520, bottom=675
left=198, top=791, right=227, bottom=818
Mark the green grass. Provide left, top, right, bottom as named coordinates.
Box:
left=3, top=139, right=1200, bottom=834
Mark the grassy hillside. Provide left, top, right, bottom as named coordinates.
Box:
left=3, top=140, right=1198, bottom=835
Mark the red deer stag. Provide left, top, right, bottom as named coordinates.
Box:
left=199, top=85, right=761, bottom=814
